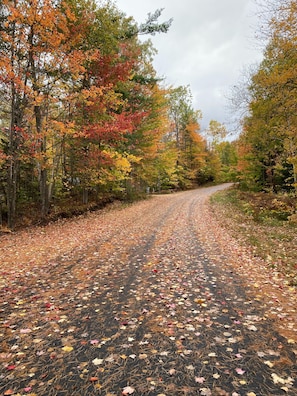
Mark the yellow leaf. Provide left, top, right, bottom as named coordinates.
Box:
left=264, top=360, right=274, bottom=368
left=195, top=298, right=205, bottom=304
left=62, top=346, right=73, bottom=352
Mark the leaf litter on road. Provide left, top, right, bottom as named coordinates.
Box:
left=0, top=185, right=296, bottom=395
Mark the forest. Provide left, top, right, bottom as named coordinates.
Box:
left=0, top=0, right=296, bottom=230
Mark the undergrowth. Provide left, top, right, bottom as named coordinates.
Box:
left=210, top=187, right=297, bottom=286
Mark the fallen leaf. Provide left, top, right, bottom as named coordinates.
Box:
left=195, top=377, right=206, bottom=384
left=271, top=373, right=294, bottom=385
left=248, top=325, right=258, bottom=332
left=122, top=386, right=135, bottom=395
left=6, top=365, right=16, bottom=371
left=20, top=328, right=32, bottom=334
left=62, top=346, right=73, bottom=352
left=200, top=388, right=212, bottom=396
left=92, top=358, right=104, bottom=365
left=272, top=373, right=286, bottom=384
left=4, top=390, right=14, bottom=396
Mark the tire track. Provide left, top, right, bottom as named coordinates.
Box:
left=1, top=185, right=296, bottom=396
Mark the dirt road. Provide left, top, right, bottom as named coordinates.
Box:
left=1, top=185, right=296, bottom=395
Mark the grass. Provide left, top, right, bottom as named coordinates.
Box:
left=210, top=186, right=297, bottom=286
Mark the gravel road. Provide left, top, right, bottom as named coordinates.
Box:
left=1, top=184, right=296, bottom=395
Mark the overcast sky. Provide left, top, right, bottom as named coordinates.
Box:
left=115, top=0, right=263, bottom=132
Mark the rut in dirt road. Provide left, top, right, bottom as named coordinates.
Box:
left=1, top=185, right=296, bottom=396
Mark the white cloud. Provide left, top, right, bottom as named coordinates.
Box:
left=115, top=0, right=263, bottom=131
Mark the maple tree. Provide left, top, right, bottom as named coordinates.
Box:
left=63, top=3, right=167, bottom=200
left=52, top=1, right=176, bottom=202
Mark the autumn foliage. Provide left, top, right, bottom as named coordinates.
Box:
left=0, top=0, right=226, bottom=229
left=236, top=0, right=297, bottom=193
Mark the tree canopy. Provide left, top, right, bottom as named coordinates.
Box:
left=236, top=0, right=297, bottom=192
left=0, top=0, right=229, bottom=229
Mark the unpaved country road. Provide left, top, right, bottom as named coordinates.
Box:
left=1, top=184, right=296, bottom=396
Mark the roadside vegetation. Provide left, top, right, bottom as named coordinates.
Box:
left=209, top=0, right=297, bottom=289
left=210, top=186, right=297, bottom=286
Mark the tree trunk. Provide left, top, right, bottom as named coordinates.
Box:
left=7, top=156, right=18, bottom=229
left=82, top=188, right=89, bottom=204
left=292, top=161, right=297, bottom=193
left=29, top=25, right=50, bottom=218
left=40, top=167, right=49, bottom=217
left=6, top=9, right=18, bottom=230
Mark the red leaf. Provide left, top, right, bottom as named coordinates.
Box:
left=89, top=377, right=99, bottom=382
left=4, top=390, right=14, bottom=396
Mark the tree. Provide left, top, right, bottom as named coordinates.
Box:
left=121, top=8, right=173, bottom=39
left=236, top=0, right=297, bottom=192
left=214, top=140, right=238, bottom=182
left=166, top=85, right=206, bottom=188
left=205, top=120, right=227, bottom=147
left=0, top=0, right=80, bottom=225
